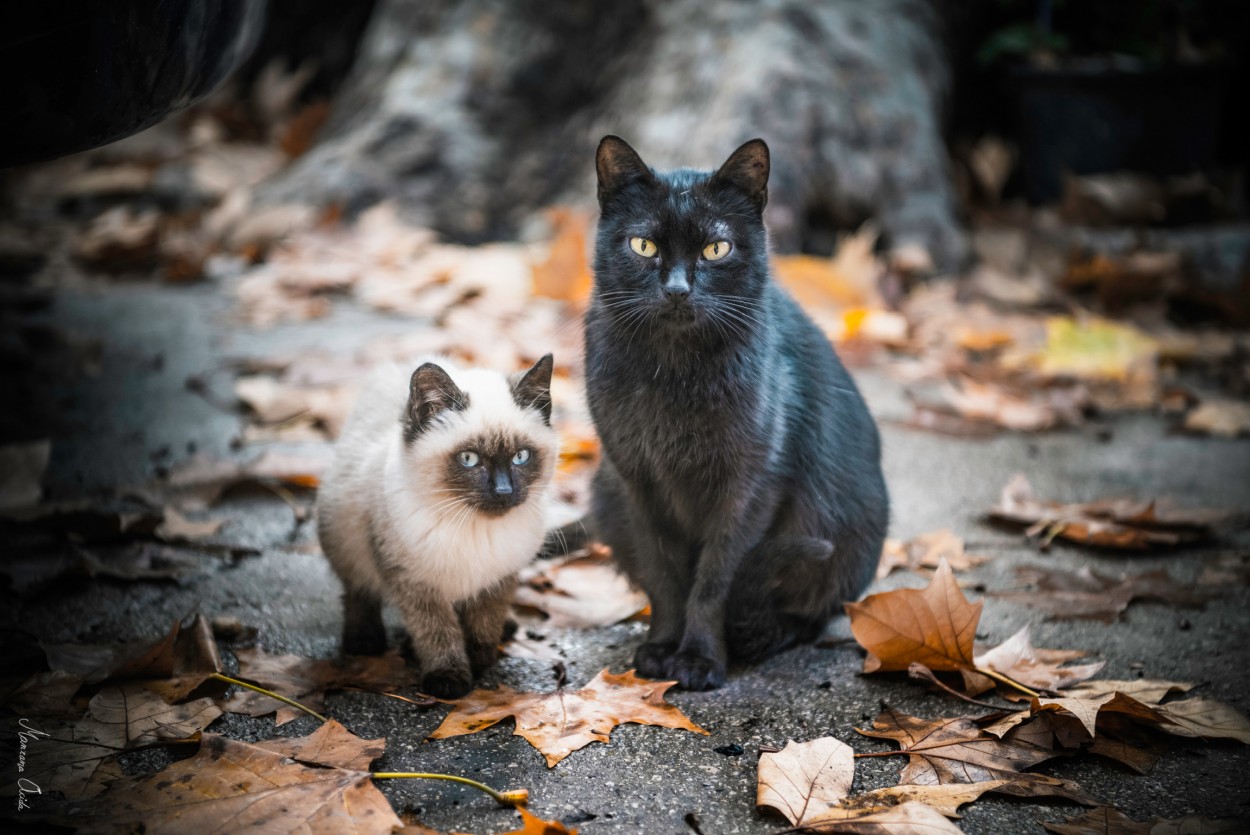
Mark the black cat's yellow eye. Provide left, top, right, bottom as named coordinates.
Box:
left=702, top=241, right=732, bottom=260
left=629, top=237, right=658, bottom=257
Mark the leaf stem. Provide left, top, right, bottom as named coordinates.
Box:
left=370, top=772, right=528, bottom=807
left=973, top=666, right=1041, bottom=699
left=210, top=672, right=328, bottom=723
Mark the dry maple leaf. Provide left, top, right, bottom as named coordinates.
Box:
left=428, top=669, right=707, bottom=767
left=845, top=559, right=981, bottom=674
left=222, top=647, right=419, bottom=725
left=254, top=719, right=387, bottom=771
left=989, top=474, right=1228, bottom=550
left=990, top=564, right=1217, bottom=622
left=756, top=737, right=855, bottom=826
left=64, top=733, right=402, bottom=835
left=857, top=706, right=1097, bottom=805
left=513, top=549, right=649, bottom=629
left=876, top=529, right=990, bottom=580
left=1043, top=807, right=1243, bottom=835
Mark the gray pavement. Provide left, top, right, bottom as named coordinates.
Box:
left=4, top=280, right=1250, bottom=833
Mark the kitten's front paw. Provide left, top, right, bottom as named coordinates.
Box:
left=422, top=667, right=474, bottom=699
left=633, top=642, right=677, bottom=679
left=342, top=631, right=387, bottom=656
left=667, top=651, right=726, bottom=691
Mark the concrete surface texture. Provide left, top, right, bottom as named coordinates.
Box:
left=4, top=279, right=1250, bottom=834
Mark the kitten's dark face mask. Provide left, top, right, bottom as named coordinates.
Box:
left=592, top=137, right=772, bottom=341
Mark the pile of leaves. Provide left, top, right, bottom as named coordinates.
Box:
left=2, top=614, right=715, bottom=833
left=744, top=559, right=1250, bottom=831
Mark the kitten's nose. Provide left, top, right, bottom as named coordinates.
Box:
left=492, top=469, right=514, bottom=496
left=662, top=267, right=691, bottom=302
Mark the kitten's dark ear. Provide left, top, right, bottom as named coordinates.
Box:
left=596, top=136, right=654, bottom=205
left=511, top=353, right=554, bottom=425
left=405, top=363, right=468, bottom=442
left=711, top=139, right=770, bottom=210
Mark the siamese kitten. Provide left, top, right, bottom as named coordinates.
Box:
left=317, top=355, right=557, bottom=698
left=584, top=136, right=889, bottom=690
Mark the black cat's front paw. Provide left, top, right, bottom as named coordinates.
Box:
left=467, top=641, right=501, bottom=675
left=667, top=650, right=726, bottom=691
left=634, top=642, right=677, bottom=679
left=422, top=666, right=474, bottom=699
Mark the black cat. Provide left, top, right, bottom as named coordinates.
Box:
left=583, top=135, right=889, bottom=690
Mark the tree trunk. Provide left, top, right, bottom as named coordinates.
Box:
left=264, top=0, right=967, bottom=270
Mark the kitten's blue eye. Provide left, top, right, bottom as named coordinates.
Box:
left=458, top=451, right=480, bottom=468
left=512, top=448, right=531, bottom=466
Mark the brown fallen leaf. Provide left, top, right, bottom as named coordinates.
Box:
left=969, top=626, right=1104, bottom=698
left=876, top=529, right=990, bottom=580
left=756, top=736, right=1005, bottom=829
left=530, top=207, right=593, bottom=305
left=428, top=669, right=707, bottom=767
left=832, top=781, right=1011, bottom=820
left=845, top=559, right=981, bottom=675
left=989, top=474, right=1229, bottom=550
left=938, top=375, right=1086, bottom=432
left=1183, top=399, right=1250, bottom=438
left=513, top=548, right=649, bottom=629
left=254, top=719, right=386, bottom=771
left=991, top=564, right=1217, bottom=622
left=64, top=733, right=402, bottom=834
left=43, top=614, right=222, bottom=702
left=11, top=686, right=222, bottom=801
left=222, top=647, right=419, bottom=725
left=857, top=707, right=1097, bottom=805
left=155, top=506, right=225, bottom=543
left=1149, top=698, right=1250, bottom=745
left=1062, top=679, right=1195, bottom=705
left=73, top=206, right=161, bottom=273
left=1043, top=807, right=1243, bottom=835
left=756, top=737, right=855, bottom=826
left=164, top=449, right=330, bottom=509
left=794, top=801, right=964, bottom=833
left=502, top=806, right=580, bottom=834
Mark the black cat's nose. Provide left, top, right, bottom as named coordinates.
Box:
left=662, top=267, right=691, bottom=302
left=492, top=469, right=514, bottom=496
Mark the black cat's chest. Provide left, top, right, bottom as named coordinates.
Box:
left=587, top=343, right=772, bottom=492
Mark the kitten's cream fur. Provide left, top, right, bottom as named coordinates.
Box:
left=317, top=357, right=558, bottom=696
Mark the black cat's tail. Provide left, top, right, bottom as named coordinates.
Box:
left=726, top=536, right=833, bottom=663
left=541, top=517, right=594, bottom=558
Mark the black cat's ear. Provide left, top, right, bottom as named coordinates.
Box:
left=511, top=353, right=554, bottom=425
left=596, top=136, right=654, bottom=205
left=405, top=362, right=468, bottom=442
left=711, top=139, right=770, bottom=210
